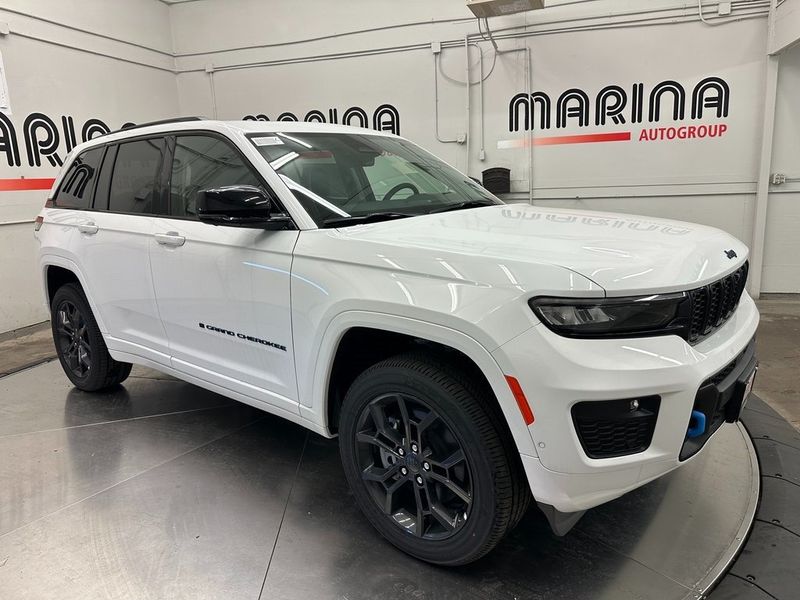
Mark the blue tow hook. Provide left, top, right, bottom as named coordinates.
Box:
left=686, top=410, right=707, bottom=439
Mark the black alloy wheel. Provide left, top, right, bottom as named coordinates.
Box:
left=355, top=392, right=473, bottom=540
left=339, top=353, right=530, bottom=565
left=55, top=300, right=91, bottom=378
left=50, top=283, right=132, bottom=391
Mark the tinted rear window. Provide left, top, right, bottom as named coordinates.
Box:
left=108, top=138, right=165, bottom=215
left=54, top=147, right=105, bottom=209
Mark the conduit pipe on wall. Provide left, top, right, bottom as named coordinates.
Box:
left=433, top=52, right=461, bottom=144
left=433, top=40, right=487, bottom=174
left=749, top=0, right=780, bottom=298
left=169, top=0, right=767, bottom=60
left=465, top=41, right=532, bottom=201
left=465, top=35, right=471, bottom=175
left=0, top=2, right=770, bottom=76
left=435, top=37, right=529, bottom=198
left=496, top=45, right=535, bottom=204
left=206, top=65, right=219, bottom=119
left=0, top=5, right=174, bottom=56
left=178, top=9, right=769, bottom=74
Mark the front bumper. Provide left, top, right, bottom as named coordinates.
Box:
left=492, top=292, right=760, bottom=513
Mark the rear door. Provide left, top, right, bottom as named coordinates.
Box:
left=73, top=137, right=170, bottom=363
left=149, top=133, right=300, bottom=413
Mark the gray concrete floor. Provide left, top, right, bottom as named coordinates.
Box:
left=0, top=300, right=791, bottom=599
left=0, top=321, right=53, bottom=377
left=0, top=360, right=759, bottom=599
left=3, top=295, right=798, bottom=427
left=750, top=295, right=800, bottom=430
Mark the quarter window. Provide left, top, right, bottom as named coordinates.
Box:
left=108, top=138, right=166, bottom=215
left=169, top=135, right=262, bottom=219
left=54, top=147, right=105, bottom=209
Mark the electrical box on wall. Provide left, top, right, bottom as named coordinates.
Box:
left=467, top=0, right=544, bottom=19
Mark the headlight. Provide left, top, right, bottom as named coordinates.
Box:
left=529, top=293, right=691, bottom=339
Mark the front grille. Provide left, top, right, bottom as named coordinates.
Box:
left=687, top=262, right=749, bottom=343
left=572, top=396, right=660, bottom=459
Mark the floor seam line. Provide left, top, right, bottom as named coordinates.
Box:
left=0, top=357, right=58, bottom=380
left=257, top=430, right=309, bottom=600
left=745, top=407, right=792, bottom=421
left=751, top=436, right=800, bottom=452
left=572, top=528, right=694, bottom=591
left=0, top=404, right=236, bottom=439
left=761, top=474, right=800, bottom=488
left=754, top=518, right=800, bottom=538
left=726, top=573, right=780, bottom=599
left=0, top=415, right=267, bottom=542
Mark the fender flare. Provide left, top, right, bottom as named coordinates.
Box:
left=301, top=310, right=537, bottom=457
left=39, top=254, right=110, bottom=334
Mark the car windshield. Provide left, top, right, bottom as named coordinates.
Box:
left=248, top=132, right=502, bottom=227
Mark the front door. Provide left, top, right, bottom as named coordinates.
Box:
left=149, top=134, right=299, bottom=413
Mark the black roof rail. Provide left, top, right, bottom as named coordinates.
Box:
left=108, top=116, right=207, bottom=135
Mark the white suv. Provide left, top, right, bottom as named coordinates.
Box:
left=35, top=118, right=759, bottom=565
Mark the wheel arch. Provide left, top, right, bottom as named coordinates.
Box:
left=306, top=311, right=537, bottom=457
left=40, top=256, right=109, bottom=333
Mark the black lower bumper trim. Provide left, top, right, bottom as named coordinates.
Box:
left=680, top=338, right=757, bottom=461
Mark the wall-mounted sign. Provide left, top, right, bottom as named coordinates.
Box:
left=242, top=103, right=401, bottom=135
left=0, top=112, right=112, bottom=169
left=500, top=75, right=731, bottom=148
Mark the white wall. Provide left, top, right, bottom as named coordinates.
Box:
left=170, top=0, right=798, bottom=293
left=772, top=0, right=800, bottom=53
left=0, top=0, right=179, bottom=332
left=762, top=42, right=800, bottom=291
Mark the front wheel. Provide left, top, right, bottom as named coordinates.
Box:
left=339, top=353, right=529, bottom=565
left=51, top=283, right=132, bottom=392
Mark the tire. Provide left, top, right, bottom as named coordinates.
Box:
left=50, top=283, right=132, bottom=392
left=339, top=352, right=530, bottom=565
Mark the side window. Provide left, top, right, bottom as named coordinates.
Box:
left=54, top=147, right=105, bottom=209
left=108, top=138, right=166, bottom=215
left=93, top=145, right=116, bottom=211
left=170, top=135, right=262, bottom=219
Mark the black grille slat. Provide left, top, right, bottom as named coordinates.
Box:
left=689, top=288, right=707, bottom=342
left=708, top=282, right=721, bottom=330
left=687, top=262, right=748, bottom=344
left=720, top=276, right=733, bottom=320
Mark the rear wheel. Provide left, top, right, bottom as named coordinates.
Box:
left=51, top=283, right=132, bottom=391
left=339, top=353, right=529, bottom=565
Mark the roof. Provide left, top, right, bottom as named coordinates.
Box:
left=74, top=118, right=399, bottom=155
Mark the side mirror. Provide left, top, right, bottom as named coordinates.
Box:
left=197, top=185, right=292, bottom=229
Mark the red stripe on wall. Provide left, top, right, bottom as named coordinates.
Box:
left=535, top=131, right=632, bottom=145
left=497, top=131, right=632, bottom=149
left=0, top=178, right=56, bottom=191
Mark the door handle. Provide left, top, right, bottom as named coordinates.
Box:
left=154, top=231, right=186, bottom=247
left=77, top=222, right=99, bottom=235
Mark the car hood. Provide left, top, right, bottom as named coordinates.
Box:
left=332, top=204, right=749, bottom=295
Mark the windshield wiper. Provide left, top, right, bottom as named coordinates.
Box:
left=321, top=212, right=413, bottom=228
left=429, top=200, right=497, bottom=214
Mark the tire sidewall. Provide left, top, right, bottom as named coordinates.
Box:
left=51, top=284, right=109, bottom=391
left=339, top=362, right=501, bottom=565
